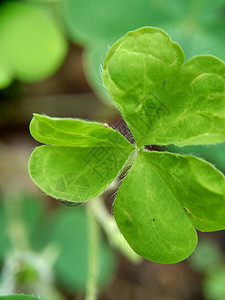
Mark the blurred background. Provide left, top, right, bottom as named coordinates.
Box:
left=0, top=0, right=225, bottom=299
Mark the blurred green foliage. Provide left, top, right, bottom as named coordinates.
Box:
left=0, top=1, right=67, bottom=89
left=165, top=142, right=225, bottom=174
left=191, top=238, right=225, bottom=300
left=0, top=194, right=115, bottom=297
left=0, top=207, right=10, bottom=259
left=51, top=206, right=115, bottom=292
left=1, top=0, right=224, bottom=101
left=204, top=267, right=225, bottom=300
left=0, top=194, right=45, bottom=260
left=190, top=238, right=223, bottom=272
left=0, top=295, right=40, bottom=300
left=0, top=0, right=225, bottom=296
left=61, top=0, right=225, bottom=100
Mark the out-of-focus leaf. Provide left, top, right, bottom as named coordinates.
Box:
left=18, top=194, right=45, bottom=242
left=0, top=203, right=10, bottom=260
left=190, top=238, right=223, bottom=272
left=0, top=1, right=67, bottom=88
left=0, top=194, right=47, bottom=259
left=166, top=142, right=225, bottom=174
left=51, top=206, right=115, bottom=292
left=0, top=295, right=40, bottom=300
left=19, top=194, right=50, bottom=252
left=61, top=0, right=169, bottom=45
left=203, top=266, right=225, bottom=300
left=0, top=58, right=13, bottom=89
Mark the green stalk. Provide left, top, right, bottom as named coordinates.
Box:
left=90, top=197, right=141, bottom=263
left=3, top=193, right=30, bottom=251
left=86, top=202, right=100, bottom=300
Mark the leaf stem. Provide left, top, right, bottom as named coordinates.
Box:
left=118, top=149, right=137, bottom=177
left=86, top=202, right=100, bottom=300
left=90, top=197, right=141, bottom=263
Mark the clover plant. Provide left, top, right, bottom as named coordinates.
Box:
left=61, top=0, right=225, bottom=177
left=29, top=27, right=225, bottom=264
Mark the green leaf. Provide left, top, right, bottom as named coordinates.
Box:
left=29, top=114, right=134, bottom=201
left=62, top=0, right=225, bottom=101
left=0, top=1, right=67, bottom=87
left=30, top=114, right=133, bottom=148
left=0, top=295, right=40, bottom=300
left=61, top=0, right=171, bottom=101
left=52, top=207, right=115, bottom=292
left=102, top=27, right=225, bottom=146
left=114, top=151, right=225, bottom=263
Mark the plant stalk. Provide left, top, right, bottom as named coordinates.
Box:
left=90, top=197, right=141, bottom=263
left=3, top=192, right=30, bottom=251
left=86, top=202, right=100, bottom=300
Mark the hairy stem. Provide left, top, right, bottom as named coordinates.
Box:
left=90, top=197, right=141, bottom=263
left=86, top=202, right=100, bottom=300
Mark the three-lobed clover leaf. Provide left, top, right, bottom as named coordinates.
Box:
left=102, top=27, right=225, bottom=147
left=29, top=27, right=225, bottom=264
